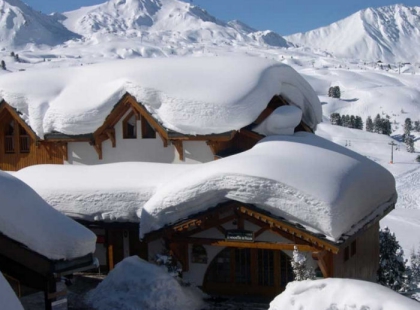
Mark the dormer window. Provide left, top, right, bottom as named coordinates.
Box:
left=123, top=112, right=137, bottom=139
left=4, top=121, right=15, bottom=153
left=141, top=115, right=156, bottom=139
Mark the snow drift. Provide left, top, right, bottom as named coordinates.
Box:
left=0, top=170, right=96, bottom=260
left=140, top=132, right=396, bottom=241
left=0, top=56, right=322, bottom=138
left=86, top=256, right=203, bottom=310
left=269, top=278, right=420, bottom=310
left=15, top=163, right=194, bottom=222
left=0, top=272, right=23, bottom=310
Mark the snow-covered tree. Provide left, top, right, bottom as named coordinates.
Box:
left=378, top=227, right=409, bottom=292
left=330, top=113, right=341, bottom=126
left=414, top=120, right=420, bottom=132
left=404, top=118, right=412, bottom=139
left=374, top=114, right=382, bottom=133
left=366, top=116, right=374, bottom=132
left=382, top=119, right=392, bottom=136
left=405, top=136, right=415, bottom=153
left=291, top=246, right=316, bottom=281
left=410, top=247, right=420, bottom=287
left=355, top=116, right=363, bottom=130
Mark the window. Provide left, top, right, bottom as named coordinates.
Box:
left=344, top=246, right=350, bottom=262
left=4, top=121, right=15, bottom=153
left=351, top=240, right=357, bottom=257
left=141, top=115, right=156, bottom=139
left=19, top=126, right=30, bottom=153
left=123, top=112, right=137, bottom=139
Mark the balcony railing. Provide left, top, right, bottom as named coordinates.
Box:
left=5, top=135, right=14, bottom=153
left=19, top=135, right=30, bottom=153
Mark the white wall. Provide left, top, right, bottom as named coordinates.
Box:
left=65, top=110, right=215, bottom=165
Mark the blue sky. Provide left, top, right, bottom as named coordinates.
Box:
left=24, top=0, right=419, bottom=35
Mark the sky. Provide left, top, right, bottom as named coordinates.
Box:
left=24, top=0, right=419, bottom=35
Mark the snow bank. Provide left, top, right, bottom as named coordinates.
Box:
left=14, top=163, right=194, bottom=222
left=0, top=56, right=321, bottom=137
left=269, top=278, right=420, bottom=310
left=0, top=273, right=23, bottom=310
left=254, top=105, right=303, bottom=136
left=86, top=256, right=203, bottom=310
left=0, top=170, right=96, bottom=260
left=140, top=132, right=396, bottom=241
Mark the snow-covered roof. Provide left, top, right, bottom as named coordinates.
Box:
left=14, top=163, right=194, bottom=223
left=0, top=170, right=96, bottom=260
left=139, top=132, right=396, bottom=241
left=269, top=278, right=420, bottom=310
left=14, top=132, right=396, bottom=242
left=0, top=56, right=322, bottom=138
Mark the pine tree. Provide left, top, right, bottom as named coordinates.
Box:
left=374, top=114, right=382, bottom=133
left=404, top=118, right=412, bottom=140
left=291, top=246, right=316, bottom=281
left=355, top=116, right=363, bottom=130
left=330, top=113, right=341, bottom=126
left=414, top=121, right=420, bottom=132
left=333, top=86, right=341, bottom=99
left=378, top=227, right=408, bottom=291
left=366, top=116, right=374, bottom=132
left=341, top=115, right=346, bottom=127
left=382, top=119, right=392, bottom=135
left=1, top=60, right=5, bottom=70
left=410, top=247, right=420, bottom=286
left=406, top=136, right=415, bottom=153
left=328, top=87, right=334, bottom=97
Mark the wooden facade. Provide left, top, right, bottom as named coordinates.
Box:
left=0, top=102, right=65, bottom=171
left=79, top=221, right=148, bottom=271
left=144, top=201, right=393, bottom=298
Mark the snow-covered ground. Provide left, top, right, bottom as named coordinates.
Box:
left=269, top=278, right=420, bottom=310
left=0, top=272, right=23, bottom=310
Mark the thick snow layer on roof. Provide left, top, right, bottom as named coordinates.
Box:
left=269, top=278, right=419, bottom=310
left=15, top=163, right=194, bottom=222
left=0, top=170, right=96, bottom=260
left=86, top=256, right=203, bottom=310
left=140, top=132, right=396, bottom=241
left=0, top=56, right=321, bottom=138
left=0, top=272, right=24, bottom=310
left=254, top=105, right=302, bottom=136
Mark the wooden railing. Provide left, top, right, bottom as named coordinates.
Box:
left=5, top=135, right=14, bottom=153
left=19, top=135, right=30, bottom=153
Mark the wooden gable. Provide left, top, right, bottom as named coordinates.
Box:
left=0, top=101, right=67, bottom=171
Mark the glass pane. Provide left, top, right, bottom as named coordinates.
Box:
left=258, top=249, right=274, bottom=286
left=207, top=248, right=231, bottom=283
left=235, top=248, right=251, bottom=284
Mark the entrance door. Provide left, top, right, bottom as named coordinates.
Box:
left=204, top=248, right=293, bottom=298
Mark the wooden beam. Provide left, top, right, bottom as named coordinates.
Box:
left=104, top=128, right=116, bottom=148
left=56, top=142, right=68, bottom=161
left=92, top=141, right=102, bottom=160
left=171, top=140, right=184, bottom=161
left=238, top=206, right=339, bottom=254
left=169, top=243, right=189, bottom=272
left=173, top=237, right=318, bottom=252
left=254, top=227, right=268, bottom=238
left=312, top=251, right=334, bottom=278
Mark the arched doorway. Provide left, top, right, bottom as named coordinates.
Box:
left=203, top=247, right=294, bottom=298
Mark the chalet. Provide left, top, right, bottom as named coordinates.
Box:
left=0, top=56, right=321, bottom=171
left=14, top=133, right=397, bottom=299
left=2, top=56, right=397, bottom=298
left=0, top=171, right=97, bottom=310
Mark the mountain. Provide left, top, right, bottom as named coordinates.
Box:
left=286, top=4, right=420, bottom=63
left=59, top=0, right=291, bottom=48
left=0, top=0, right=78, bottom=48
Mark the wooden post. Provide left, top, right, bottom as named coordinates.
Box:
left=312, top=251, right=334, bottom=278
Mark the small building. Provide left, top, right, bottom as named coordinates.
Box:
left=140, top=133, right=396, bottom=298
left=0, top=171, right=97, bottom=310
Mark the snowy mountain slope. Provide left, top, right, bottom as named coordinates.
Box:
left=286, top=4, right=420, bottom=63
left=60, top=0, right=291, bottom=48
left=0, top=0, right=78, bottom=48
